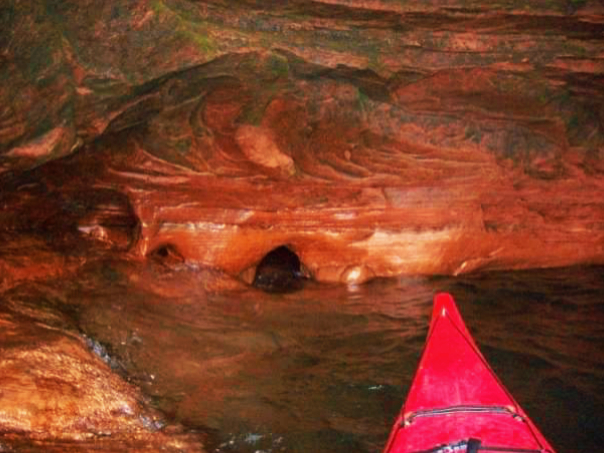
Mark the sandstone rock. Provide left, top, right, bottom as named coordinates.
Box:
left=0, top=296, right=205, bottom=452
left=0, top=0, right=604, bottom=448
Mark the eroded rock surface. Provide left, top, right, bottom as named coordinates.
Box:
left=2, top=0, right=604, bottom=282
left=0, top=284, right=206, bottom=451
left=1, top=0, right=604, bottom=448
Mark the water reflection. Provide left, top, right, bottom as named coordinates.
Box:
left=47, top=262, right=604, bottom=451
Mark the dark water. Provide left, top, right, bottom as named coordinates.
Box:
left=36, top=263, right=604, bottom=452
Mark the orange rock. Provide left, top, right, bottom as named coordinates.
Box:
left=0, top=309, right=205, bottom=451
left=2, top=1, right=604, bottom=449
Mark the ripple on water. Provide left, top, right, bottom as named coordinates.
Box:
left=18, top=261, right=604, bottom=452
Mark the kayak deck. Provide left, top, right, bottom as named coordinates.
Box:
left=384, top=293, right=555, bottom=453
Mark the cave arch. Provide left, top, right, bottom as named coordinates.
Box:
left=252, top=245, right=307, bottom=293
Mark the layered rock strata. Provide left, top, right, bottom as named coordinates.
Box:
left=0, top=0, right=604, bottom=448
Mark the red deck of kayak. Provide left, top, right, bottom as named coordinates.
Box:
left=384, top=293, right=555, bottom=453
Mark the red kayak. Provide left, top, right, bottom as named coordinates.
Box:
left=384, top=293, right=555, bottom=453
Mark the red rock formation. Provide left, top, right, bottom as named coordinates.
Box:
left=1, top=0, right=604, bottom=447
left=0, top=288, right=206, bottom=451
left=3, top=1, right=604, bottom=284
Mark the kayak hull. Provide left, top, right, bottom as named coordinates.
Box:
left=384, top=293, right=555, bottom=453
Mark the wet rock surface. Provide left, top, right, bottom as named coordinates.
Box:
left=2, top=0, right=604, bottom=282
left=1, top=0, right=604, bottom=449
left=0, top=281, right=207, bottom=452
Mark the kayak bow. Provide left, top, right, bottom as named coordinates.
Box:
left=384, top=293, right=555, bottom=453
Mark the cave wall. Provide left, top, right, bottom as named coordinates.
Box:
left=1, top=0, right=604, bottom=449
left=1, top=0, right=604, bottom=284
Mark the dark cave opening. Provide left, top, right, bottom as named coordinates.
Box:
left=147, top=243, right=185, bottom=265
left=252, top=245, right=306, bottom=293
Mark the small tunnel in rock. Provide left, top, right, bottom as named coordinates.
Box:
left=147, top=243, right=185, bottom=266
left=252, top=245, right=307, bottom=293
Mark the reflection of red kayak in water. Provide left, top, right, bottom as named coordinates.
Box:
left=384, top=293, right=556, bottom=453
